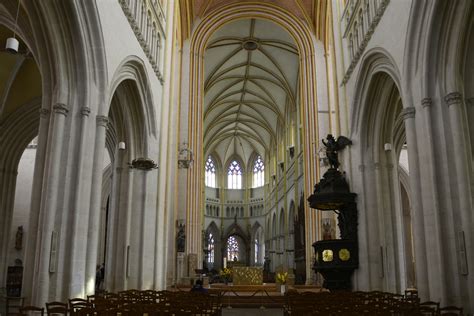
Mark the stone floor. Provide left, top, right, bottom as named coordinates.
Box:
left=221, top=307, right=284, bottom=316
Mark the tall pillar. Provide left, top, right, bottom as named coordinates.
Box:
left=23, top=108, right=50, bottom=304
left=444, top=92, right=474, bottom=308
left=85, top=115, right=109, bottom=295
left=105, top=146, right=126, bottom=292
left=417, top=97, right=450, bottom=303
left=401, top=106, right=430, bottom=300
left=32, top=103, right=69, bottom=305
left=68, top=107, right=93, bottom=298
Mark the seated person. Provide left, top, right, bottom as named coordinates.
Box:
left=191, top=279, right=208, bottom=293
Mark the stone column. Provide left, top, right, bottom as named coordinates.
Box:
left=69, top=107, right=93, bottom=298
left=128, top=167, right=158, bottom=290
left=22, top=108, right=50, bottom=304
left=85, top=115, right=109, bottom=295
left=365, top=162, right=383, bottom=289
left=444, top=92, right=474, bottom=307
left=105, top=148, right=124, bottom=292
left=418, top=98, right=448, bottom=302
left=401, top=106, right=429, bottom=300
left=33, top=103, right=69, bottom=305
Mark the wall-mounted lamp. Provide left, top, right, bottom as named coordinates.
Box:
left=128, top=157, right=158, bottom=170
left=384, top=143, right=392, bottom=152
left=5, top=0, right=21, bottom=53
left=178, top=142, right=193, bottom=169
left=118, top=141, right=126, bottom=150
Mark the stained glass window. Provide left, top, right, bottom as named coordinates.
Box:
left=227, top=160, right=242, bottom=189
left=205, top=156, right=216, bottom=188
left=207, top=233, right=215, bottom=264
left=227, top=235, right=239, bottom=261
left=253, top=155, right=264, bottom=188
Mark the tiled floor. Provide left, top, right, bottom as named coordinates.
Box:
left=221, top=307, right=284, bottom=316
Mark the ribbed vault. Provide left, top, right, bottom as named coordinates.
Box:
left=204, top=18, right=298, bottom=166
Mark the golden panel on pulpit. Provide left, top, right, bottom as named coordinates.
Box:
left=232, top=267, right=263, bottom=285
left=322, top=249, right=333, bottom=262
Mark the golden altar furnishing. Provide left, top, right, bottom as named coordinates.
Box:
left=232, top=267, right=263, bottom=285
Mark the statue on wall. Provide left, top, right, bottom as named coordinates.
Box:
left=322, top=134, right=352, bottom=170
left=15, top=226, right=23, bottom=250
left=177, top=223, right=185, bottom=252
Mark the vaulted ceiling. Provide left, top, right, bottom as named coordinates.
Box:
left=179, top=0, right=330, bottom=43
left=179, top=0, right=332, bottom=169
left=0, top=24, right=41, bottom=124
left=203, top=18, right=299, bottom=167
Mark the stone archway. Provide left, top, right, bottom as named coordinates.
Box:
left=351, top=50, right=414, bottom=294
left=183, top=2, right=327, bottom=284
left=103, top=74, right=158, bottom=293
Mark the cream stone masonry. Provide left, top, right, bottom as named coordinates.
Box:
left=119, top=0, right=165, bottom=83
left=341, top=0, right=390, bottom=84
left=0, top=0, right=473, bottom=313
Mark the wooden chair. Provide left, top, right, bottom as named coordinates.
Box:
left=45, top=302, right=68, bottom=316
left=439, top=305, right=464, bottom=315
left=19, top=306, right=45, bottom=316
left=68, top=298, right=91, bottom=315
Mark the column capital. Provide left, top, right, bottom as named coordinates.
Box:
left=39, top=108, right=50, bottom=119
left=96, top=115, right=109, bottom=127
left=81, top=107, right=91, bottom=117
left=421, top=98, right=432, bottom=108
left=444, top=92, right=462, bottom=107
left=401, top=107, right=416, bottom=120
left=53, top=103, right=69, bottom=116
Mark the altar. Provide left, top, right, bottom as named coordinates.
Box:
left=232, top=266, right=263, bottom=285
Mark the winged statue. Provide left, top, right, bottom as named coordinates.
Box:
left=322, top=134, right=352, bottom=169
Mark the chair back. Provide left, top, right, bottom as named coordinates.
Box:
left=69, top=298, right=91, bottom=315
left=46, top=302, right=68, bottom=316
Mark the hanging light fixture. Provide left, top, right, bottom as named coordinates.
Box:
left=6, top=0, right=21, bottom=53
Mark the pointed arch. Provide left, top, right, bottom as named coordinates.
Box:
left=186, top=2, right=324, bottom=261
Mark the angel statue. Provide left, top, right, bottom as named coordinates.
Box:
left=322, top=134, right=352, bottom=170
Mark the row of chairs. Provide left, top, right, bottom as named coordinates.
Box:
left=283, top=290, right=464, bottom=316
left=17, top=289, right=223, bottom=316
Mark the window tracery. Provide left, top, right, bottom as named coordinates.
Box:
left=227, top=160, right=242, bottom=189
left=205, top=156, right=217, bottom=188
left=253, top=155, right=265, bottom=188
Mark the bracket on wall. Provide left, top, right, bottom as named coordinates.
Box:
left=178, top=143, right=194, bottom=169
left=129, top=158, right=158, bottom=170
